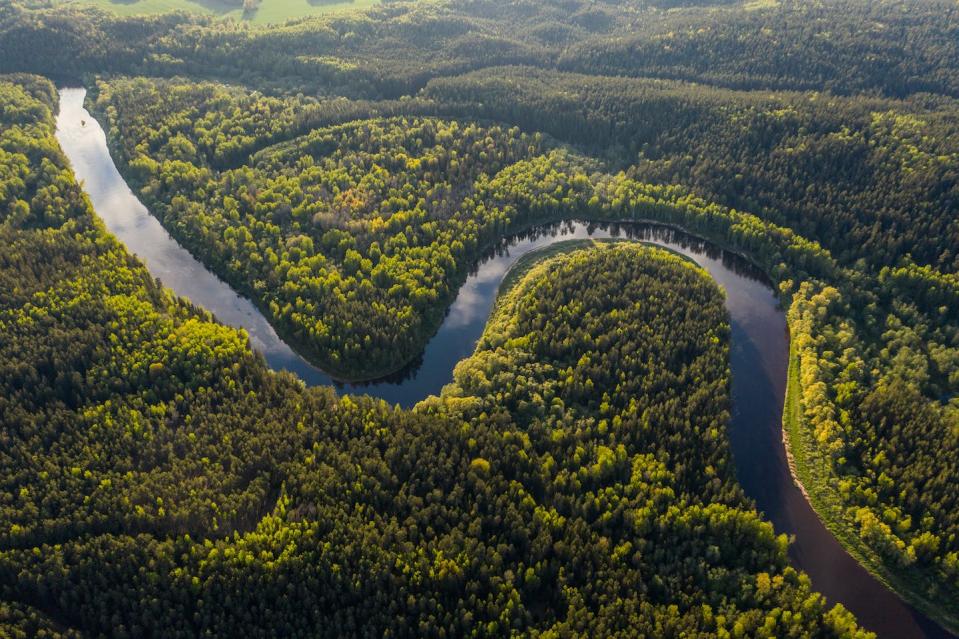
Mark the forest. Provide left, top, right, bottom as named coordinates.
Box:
left=0, top=75, right=872, bottom=636
left=2, top=0, right=959, bottom=98
left=0, top=0, right=958, bottom=635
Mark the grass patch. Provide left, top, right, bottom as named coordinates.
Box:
left=743, top=0, right=779, bottom=10
left=51, top=0, right=380, bottom=25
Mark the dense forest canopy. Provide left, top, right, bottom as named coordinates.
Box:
left=94, top=76, right=553, bottom=377
left=1, top=0, right=958, bottom=634
left=424, top=66, right=959, bottom=272
left=0, top=76, right=872, bottom=636
left=2, top=0, right=959, bottom=98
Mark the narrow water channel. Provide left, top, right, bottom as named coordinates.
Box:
left=55, top=87, right=952, bottom=639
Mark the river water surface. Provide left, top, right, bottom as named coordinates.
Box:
left=55, top=87, right=952, bottom=638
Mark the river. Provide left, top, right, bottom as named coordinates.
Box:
left=55, top=86, right=952, bottom=639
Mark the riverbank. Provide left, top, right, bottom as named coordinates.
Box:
left=784, top=341, right=959, bottom=636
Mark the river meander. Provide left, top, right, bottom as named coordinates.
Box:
left=55, top=86, right=951, bottom=639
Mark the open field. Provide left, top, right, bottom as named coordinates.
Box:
left=52, top=0, right=379, bottom=24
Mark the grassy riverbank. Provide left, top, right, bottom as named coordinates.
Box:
left=784, top=342, right=959, bottom=636
left=494, top=240, right=597, bottom=307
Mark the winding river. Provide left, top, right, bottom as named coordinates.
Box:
left=55, top=87, right=952, bottom=639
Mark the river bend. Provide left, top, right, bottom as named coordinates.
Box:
left=55, top=87, right=951, bottom=639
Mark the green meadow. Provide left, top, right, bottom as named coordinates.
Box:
left=53, top=0, right=379, bottom=24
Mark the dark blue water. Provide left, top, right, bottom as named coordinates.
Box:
left=56, top=86, right=952, bottom=639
